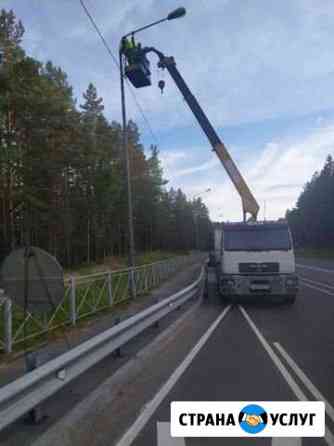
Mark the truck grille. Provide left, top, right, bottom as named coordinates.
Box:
left=239, top=262, right=279, bottom=274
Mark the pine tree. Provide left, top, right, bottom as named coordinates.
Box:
left=0, top=7, right=212, bottom=267
left=287, top=154, right=334, bottom=249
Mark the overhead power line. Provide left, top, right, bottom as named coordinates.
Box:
left=79, top=0, right=159, bottom=146
left=79, top=0, right=118, bottom=66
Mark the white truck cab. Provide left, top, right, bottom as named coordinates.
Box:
left=215, top=221, right=298, bottom=303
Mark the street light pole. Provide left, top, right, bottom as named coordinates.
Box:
left=119, top=49, right=136, bottom=272
left=119, top=7, right=186, bottom=292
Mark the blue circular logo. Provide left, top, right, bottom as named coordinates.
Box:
left=239, top=404, right=268, bottom=434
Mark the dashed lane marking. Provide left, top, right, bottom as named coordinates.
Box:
left=272, top=438, right=301, bottom=445
left=157, top=422, right=185, bottom=446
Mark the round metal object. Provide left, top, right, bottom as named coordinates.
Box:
left=0, top=247, right=64, bottom=313
left=158, top=79, right=165, bottom=93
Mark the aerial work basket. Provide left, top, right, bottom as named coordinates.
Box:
left=125, top=57, right=151, bottom=88
left=122, top=39, right=151, bottom=88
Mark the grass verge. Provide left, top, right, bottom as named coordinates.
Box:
left=296, top=248, right=334, bottom=259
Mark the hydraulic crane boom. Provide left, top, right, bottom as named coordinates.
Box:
left=145, top=48, right=260, bottom=221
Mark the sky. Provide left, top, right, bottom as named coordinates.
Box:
left=4, top=0, right=334, bottom=221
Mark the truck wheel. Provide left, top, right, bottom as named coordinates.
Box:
left=285, top=294, right=296, bottom=304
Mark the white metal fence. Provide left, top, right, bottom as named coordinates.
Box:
left=0, top=266, right=204, bottom=432
left=0, top=255, right=196, bottom=354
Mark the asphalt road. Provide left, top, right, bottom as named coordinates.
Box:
left=114, top=257, right=334, bottom=446
left=1, top=256, right=334, bottom=446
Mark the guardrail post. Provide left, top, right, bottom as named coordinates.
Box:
left=150, top=265, right=153, bottom=288
left=144, top=266, right=149, bottom=291
left=107, top=272, right=113, bottom=306
left=151, top=264, right=156, bottom=287
left=70, top=276, right=77, bottom=326
left=157, top=263, right=161, bottom=284
left=138, top=268, right=144, bottom=295
left=129, top=268, right=136, bottom=299
left=154, top=264, right=158, bottom=286
left=25, top=352, right=48, bottom=424
left=4, top=297, right=12, bottom=354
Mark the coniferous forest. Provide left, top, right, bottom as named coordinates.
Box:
left=286, top=155, right=334, bottom=251
left=2, top=7, right=333, bottom=269
left=0, top=9, right=211, bottom=267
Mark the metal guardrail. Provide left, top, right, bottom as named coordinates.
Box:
left=0, top=255, right=199, bottom=354
left=0, top=266, right=204, bottom=432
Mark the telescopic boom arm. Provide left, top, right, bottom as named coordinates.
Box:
left=144, top=47, right=260, bottom=221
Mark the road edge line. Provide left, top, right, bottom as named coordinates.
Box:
left=300, top=280, right=334, bottom=296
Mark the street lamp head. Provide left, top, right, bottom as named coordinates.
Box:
left=167, top=7, right=186, bottom=21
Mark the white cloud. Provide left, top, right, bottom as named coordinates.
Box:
left=9, top=0, right=334, bottom=130
left=166, top=156, right=219, bottom=179
left=159, top=150, right=187, bottom=169
left=162, top=122, right=334, bottom=222
left=5, top=0, right=334, bottom=224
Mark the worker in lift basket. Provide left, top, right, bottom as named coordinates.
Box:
left=122, top=37, right=150, bottom=75
left=121, top=37, right=139, bottom=65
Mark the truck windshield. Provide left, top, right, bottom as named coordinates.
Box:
left=224, top=227, right=291, bottom=251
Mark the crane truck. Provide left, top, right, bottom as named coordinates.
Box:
left=122, top=43, right=298, bottom=303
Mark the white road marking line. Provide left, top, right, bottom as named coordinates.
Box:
left=239, top=306, right=334, bottom=446
left=274, top=342, right=334, bottom=425
left=296, top=264, right=334, bottom=274
left=157, top=422, right=185, bottom=446
left=272, top=438, right=301, bottom=445
left=300, top=280, right=334, bottom=296
left=299, top=276, right=334, bottom=291
left=239, top=305, right=307, bottom=400
left=115, top=305, right=232, bottom=446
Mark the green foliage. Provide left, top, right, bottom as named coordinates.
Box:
left=0, top=8, right=211, bottom=266
left=286, top=155, right=334, bottom=250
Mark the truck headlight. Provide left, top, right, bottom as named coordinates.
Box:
left=221, top=278, right=235, bottom=288
left=286, top=276, right=298, bottom=287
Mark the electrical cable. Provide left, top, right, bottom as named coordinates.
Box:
left=79, top=0, right=160, bottom=145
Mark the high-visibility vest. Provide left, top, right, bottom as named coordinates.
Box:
left=122, top=39, right=132, bottom=52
